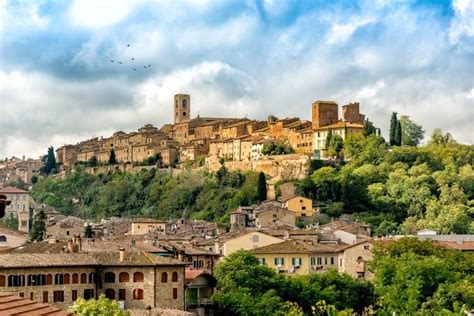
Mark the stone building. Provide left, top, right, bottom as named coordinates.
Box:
left=279, top=195, right=315, bottom=218
left=130, top=218, right=167, bottom=235
left=0, top=187, right=30, bottom=233
left=0, top=249, right=186, bottom=311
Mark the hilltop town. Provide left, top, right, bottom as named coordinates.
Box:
left=54, top=94, right=367, bottom=176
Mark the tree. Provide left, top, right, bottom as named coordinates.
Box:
left=69, top=294, right=128, bottom=315
left=108, top=149, right=117, bottom=164
left=257, top=172, right=267, bottom=202
left=363, top=118, right=376, bottom=137
left=30, top=210, right=46, bottom=242
left=429, top=128, right=455, bottom=145
left=3, top=213, right=19, bottom=230
left=87, top=156, right=98, bottom=167
left=84, top=224, right=94, bottom=238
left=395, top=120, right=402, bottom=146
left=400, top=115, right=424, bottom=146
left=268, top=114, right=278, bottom=122
left=389, top=112, right=398, bottom=146
left=326, top=135, right=344, bottom=160
left=326, top=128, right=333, bottom=150
left=40, top=146, right=57, bottom=175
left=31, top=175, right=38, bottom=184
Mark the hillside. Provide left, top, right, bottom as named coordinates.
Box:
left=32, top=132, right=474, bottom=234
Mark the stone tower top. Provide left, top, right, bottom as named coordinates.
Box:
left=174, top=94, right=191, bottom=124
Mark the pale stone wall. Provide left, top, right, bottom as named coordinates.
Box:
left=130, top=222, right=166, bottom=235
left=255, top=209, right=296, bottom=228
left=285, top=196, right=314, bottom=217
left=221, top=232, right=284, bottom=256
left=338, top=241, right=373, bottom=280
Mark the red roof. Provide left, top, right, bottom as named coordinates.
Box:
left=0, top=186, right=28, bottom=194
left=0, top=292, right=72, bottom=315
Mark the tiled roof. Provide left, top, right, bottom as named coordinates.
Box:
left=434, top=241, right=474, bottom=251
left=0, top=224, right=29, bottom=238
left=0, top=253, right=98, bottom=268
left=252, top=239, right=345, bottom=254
left=131, top=218, right=166, bottom=224
left=314, top=121, right=364, bottom=131
left=0, top=292, right=72, bottom=315
left=0, top=186, right=28, bottom=194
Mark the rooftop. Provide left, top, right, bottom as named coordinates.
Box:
left=314, top=121, right=364, bottom=131
left=0, top=186, right=28, bottom=194
left=0, top=292, right=72, bottom=315
left=252, top=239, right=346, bottom=254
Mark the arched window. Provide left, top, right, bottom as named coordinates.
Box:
left=119, top=272, right=129, bottom=283
left=104, top=288, right=115, bottom=300
left=133, top=272, right=144, bottom=283
left=54, top=274, right=63, bottom=285
left=88, top=273, right=96, bottom=284
left=46, top=274, right=52, bottom=285
left=182, top=99, right=187, bottom=108
left=171, top=272, right=178, bottom=282
left=8, top=275, right=25, bottom=287
left=37, top=274, right=46, bottom=286
left=0, top=275, right=5, bottom=287
left=64, top=273, right=70, bottom=284
left=133, top=289, right=143, bottom=300
left=104, top=272, right=115, bottom=283
left=161, top=272, right=167, bottom=283
left=80, top=273, right=87, bottom=284
left=72, top=273, right=79, bottom=284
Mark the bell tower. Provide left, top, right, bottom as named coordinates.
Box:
left=174, top=94, right=191, bottom=124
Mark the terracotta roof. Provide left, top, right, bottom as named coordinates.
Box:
left=0, top=253, right=98, bottom=268
left=0, top=292, right=72, bottom=315
left=252, top=239, right=346, bottom=254
left=184, top=269, right=216, bottom=287
left=0, top=224, right=29, bottom=238
left=314, top=121, right=364, bottom=131
left=132, top=218, right=167, bottom=224
left=92, top=251, right=185, bottom=266
left=279, top=195, right=310, bottom=203
left=0, top=187, right=28, bottom=194
left=435, top=241, right=474, bottom=251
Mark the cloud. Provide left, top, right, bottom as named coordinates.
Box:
left=0, top=0, right=473, bottom=158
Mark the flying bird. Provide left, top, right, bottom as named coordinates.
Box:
left=132, top=68, right=136, bottom=71
left=148, top=64, right=151, bottom=68
left=131, top=58, right=135, bottom=61
left=110, top=60, right=114, bottom=63
left=143, top=66, right=147, bottom=69
left=127, top=44, right=130, bottom=47
left=118, top=62, right=123, bottom=64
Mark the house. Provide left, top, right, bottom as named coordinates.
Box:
left=185, top=269, right=216, bottom=316
left=0, top=224, right=29, bottom=250
left=217, top=231, right=285, bottom=256
left=130, top=218, right=167, bottom=235
left=251, top=239, right=344, bottom=276
left=279, top=195, right=315, bottom=218
left=0, top=187, right=30, bottom=233
left=0, top=248, right=186, bottom=311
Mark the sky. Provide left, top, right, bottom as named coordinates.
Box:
left=0, top=0, right=473, bottom=159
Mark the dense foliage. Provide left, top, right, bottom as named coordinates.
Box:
left=69, top=294, right=128, bottom=315
left=261, top=141, right=295, bottom=155
left=291, top=131, right=474, bottom=235
left=371, top=238, right=474, bottom=314
left=213, top=250, right=375, bottom=315
left=32, top=165, right=261, bottom=225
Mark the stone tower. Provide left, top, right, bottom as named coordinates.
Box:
left=174, top=94, right=191, bottom=124
left=311, top=100, right=339, bottom=129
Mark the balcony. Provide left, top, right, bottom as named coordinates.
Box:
left=186, top=298, right=214, bottom=307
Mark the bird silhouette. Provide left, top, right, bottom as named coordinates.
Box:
left=110, top=60, right=114, bottom=63
left=127, top=44, right=130, bottom=47
left=143, top=66, right=147, bottom=69
left=118, top=62, right=123, bottom=64
left=148, top=64, right=151, bottom=68
left=132, top=68, right=136, bottom=71
left=131, top=58, right=135, bottom=61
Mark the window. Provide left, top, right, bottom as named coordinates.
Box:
left=317, top=257, right=322, bottom=265
left=331, top=257, right=335, bottom=265
left=311, top=257, right=316, bottom=266
left=53, top=291, right=64, bottom=302
left=182, top=99, right=187, bottom=107
left=302, top=206, right=306, bottom=210
left=119, top=289, right=126, bottom=300
left=133, top=289, right=143, bottom=300
left=0, top=236, right=6, bottom=242
left=46, top=274, right=52, bottom=285
left=64, top=273, right=70, bottom=284
left=72, top=273, right=79, bottom=284
left=0, top=275, right=5, bottom=287
left=104, top=272, right=115, bottom=283
left=339, top=258, right=343, bottom=267
left=292, top=258, right=302, bottom=266
left=54, top=274, right=63, bottom=285
left=183, top=112, right=186, bottom=116
left=325, top=257, right=328, bottom=265
left=258, top=258, right=266, bottom=265
left=8, top=275, right=25, bottom=287
left=19, top=292, right=24, bottom=298
left=133, top=272, right=144, bottom=283
left=119, top=272, right=129, bottom=282
left=364, top=245, right=370, bottom=250
left=80, top=273, right=87, bottom=284
left=72, top=290, right=77, bottom=301
left=83, top=289, right=94, bottom=300
left=42, top=291, right=48, bottom=303
left=193, top=260, right=204, bottom=270
left=172, top=272, right=178, bottom=282
left=161, top=272, right=168, bottom=283
left=30, top=292, right=34, bottom=300
left=274, top=258, right=284, bottom=266
left=252, top=235, right=259, bottom=243
left=88, top=273, right=95, bottom=284
left=105, top=289, right=115, bottom=300
left=173, top=288, right=178, bottom=299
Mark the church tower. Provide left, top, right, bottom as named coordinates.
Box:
left=174, top=94, right=191, bottom=124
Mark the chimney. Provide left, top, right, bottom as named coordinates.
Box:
left=177, top=251, right=184, bottom=262
left=119, top=247, right=125, bottom=262
left=67, top=239, right=74, bottom=253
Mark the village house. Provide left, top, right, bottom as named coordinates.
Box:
left=279, top=195, right=315, bottom=218
left=130, top=218, right=167, bottom=235
left=215, top=231, right=285, bottom=256
left=0, top=186, right=30, bottom=233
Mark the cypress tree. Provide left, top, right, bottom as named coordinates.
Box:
left=40, top=146, right=57, bottom=175
left=257, top=172, right=267, bottom=202
left=84, top=224, right=94, bottom=238
left=389, top=112, right=398, bottom=146
left=326, top=128, right=333, bottom=150
left=109, top=149, right=117, bottom=164
left=30, top=210, right=46, bottom=242
left=395, top=120, right=402, bottom=146
left=363, top=118, right=376, bottom=137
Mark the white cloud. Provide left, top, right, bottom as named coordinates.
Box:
left=449, top=0, right=474, bottom=46
left=326, top=17, right=375, bottom=44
